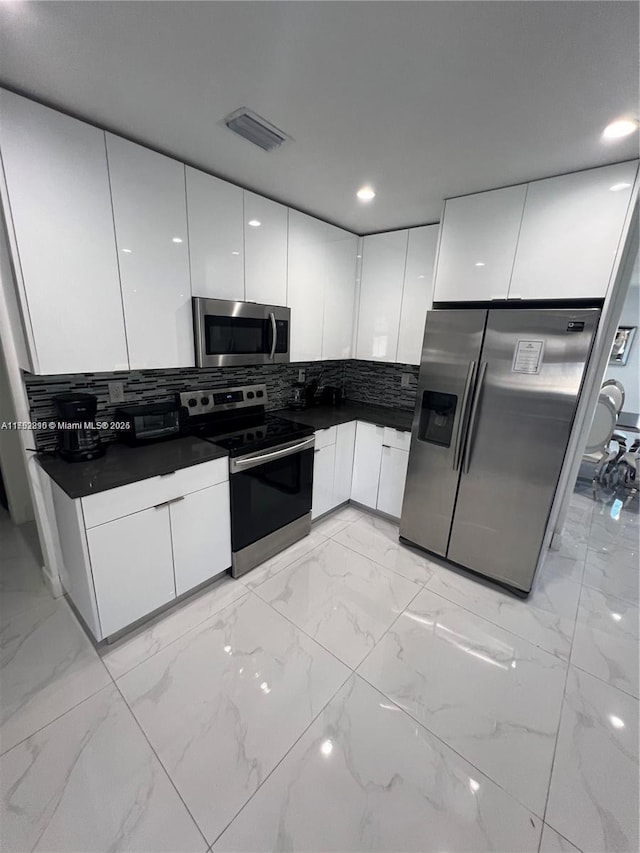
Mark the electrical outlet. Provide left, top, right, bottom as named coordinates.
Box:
left=401, top=373, right=414, bottom=389
left=298, top=369, right=306, bottom=382
left=108, top=381, right=125, bottom=404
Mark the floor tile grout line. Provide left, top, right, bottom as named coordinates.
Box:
left=568, top=659, right=640, bottom=701
left=540, top=822, right=586, bottom=853
left=240, top=535, right=330, bottom=594
left=352, top=664, right=548, bottom=827
left=0, top=679, right=114, bottom=759
left=206, top=669, right=354, bottom=850
left=419, top=576, right=576, bottom=663
left=538, top=583, right=585, bottom=839
left=99, top=586, right=251, bottom=681
left=328, top=525, right=434, bottom=588
left=111, top=677, right=211, bottom=851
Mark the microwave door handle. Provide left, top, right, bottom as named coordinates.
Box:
left=462, top=361, right=487, bottom=474
left=453, top=360, right=477, bottom=471
left=269, top=312, right=277, bottom=360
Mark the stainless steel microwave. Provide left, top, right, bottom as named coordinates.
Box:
left=193, top=297, right=291, bottom=367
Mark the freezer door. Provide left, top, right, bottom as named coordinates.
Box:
left=400, top=309, right=486, bottom=555
left=447, top=307, right=599, bottom=591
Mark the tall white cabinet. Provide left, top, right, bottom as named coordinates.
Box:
left=0, top=90, right=128, bottom=374
left=106, top=134, right=193, bottom=369
left=244, top=192, right=288, bottom=305
left=288, top=210, right=328, bottom=362
left=322, top=226, right=358, bottom=360
left=186, top=167, right=245, bottom=301
left=356, top=230, right=409, bottom=361
left=397, top=225, right=439, bottom=364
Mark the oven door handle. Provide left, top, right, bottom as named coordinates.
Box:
left=230, top=436, right=315, bottom=473
left=269, top=312, right=277, bottom=360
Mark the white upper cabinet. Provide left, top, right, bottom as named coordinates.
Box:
left=0, top=91, right=128, bottom=374
left=322, top=225, right=358, bottom=360
left=106, top=134, right=193, bottom=369
left=287, top=210, right=327, bottom=361
left=244, top=192, right=288, bottom=305
left=509, top=162, right=639, bottom=300
left=185, top=167, right=245, bottom=301
left=433, top=185, right=527, bottom=302
left=356, top=230, right=409, bottom=362
left=397, top=225, right=439, bottom=364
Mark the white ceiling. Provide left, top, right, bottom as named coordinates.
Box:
left=0, top=1, right=637, bottom=234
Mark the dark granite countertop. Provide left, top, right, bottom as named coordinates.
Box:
left=37, top=437, right=228, bottom=499
left=276, top=402, right=414, bottom=432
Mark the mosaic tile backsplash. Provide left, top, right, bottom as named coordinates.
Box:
left=24, top=359, right=420, bottom=451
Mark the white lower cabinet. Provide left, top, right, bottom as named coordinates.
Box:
left=377, top=446, right=410, bottom=518
left=49, top=457, right=231, bottom=640
left=350, top=422, right=385, bottom=508
left=170, top=483, right=231, bottom=596
left=333, top=421, right=356, bottom=505
left=86, top=505, right=176, bottom=637
left=312, top=443, right=337, bottom=520
left=351, top=421, right=410, bottom=518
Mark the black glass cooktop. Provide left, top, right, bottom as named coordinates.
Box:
left=191, top=413, right=313, bottom=457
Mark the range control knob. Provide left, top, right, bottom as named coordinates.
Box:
left=257, top=430, right=263, bottom=439
left=200, top=396, right=210, bottom=406
left=247, top=391, right=255, bottom=399
left=256, top=390, right=264, bottom=398
left=188, top=398, right=198, bottom=407
left=247, top=432, right=254, bottom=441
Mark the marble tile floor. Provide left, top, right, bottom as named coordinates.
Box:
left=0, top=496, right=638, bottom=852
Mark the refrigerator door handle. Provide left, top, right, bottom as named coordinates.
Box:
left=453, top=360, right=477, bottom=471
left=462, top=361, right=487, bottom=474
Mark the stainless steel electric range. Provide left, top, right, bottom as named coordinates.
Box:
left=178, top=384, right=314, bottom=578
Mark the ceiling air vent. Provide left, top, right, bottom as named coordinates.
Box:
left=224, top=108, right=290, bottom=152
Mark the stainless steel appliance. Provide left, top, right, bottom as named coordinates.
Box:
left=178, top=384, right=314, bottom=577
left=53, top=392, right=105, bottom=462
left=193, top=297, right=290, bottom=367
left=400, top=307, right=600, bottom=594
left=114, top=402, right=180, bottom=443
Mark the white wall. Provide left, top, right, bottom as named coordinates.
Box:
left=0, top=338, right=34, bottom=523
left=604, top=280, right=639, bottom=414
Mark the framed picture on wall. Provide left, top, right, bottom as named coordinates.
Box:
left=610, top=326, right=637, bottom=366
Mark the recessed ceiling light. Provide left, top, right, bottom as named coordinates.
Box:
left=475, top=261, right=486, bottom=267
left=356, top=186, right=376, bottom=202
left=248, top=219, right=261, bottom=227
left=172, top=237, right=183, bottom=243
left=602, top=119, right=638, bottom=140
left=122, top=248, right=132, bottom=254
left=231, top=251, right=240, bottom=255
left=609, top=714, right=625, bottom=729
left=609, top=182, right=632, bottom=192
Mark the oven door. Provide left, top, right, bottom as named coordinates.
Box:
left=193, top=297, right=290, bottom=367
left=229, top=437, right=314, bottom=555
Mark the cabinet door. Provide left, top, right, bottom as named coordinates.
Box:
left=170, top=483, right=231, bottom=596
left=287, top=210, right=326, bottom=361
left=106, top=134, right=193, bottom=369
left=322, top=227, right=358, bottom=360
left=433, top=185, right=527, bottom=302
left=377, top=446, right=410, bottom=519
left=312, top=443, right=336, bottom=520
left=509, top=162, right=638, bottom=300
left=356, top=231, right=408, bottom=361
left=397, top=225, right=439, bottom=364
left=0, top=91, right=128, bottom=374
left=244, top=192, right=287, bottom=305
left=87, top=506, right=175, bottom=637
left=333, top=421, right=356, bottom=505
left=186, top=167, right=244, bottom=300
left=350, top=422, right=384, bottom=508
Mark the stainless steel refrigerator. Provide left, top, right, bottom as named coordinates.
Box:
left=400, top=307, right=600, bottom=594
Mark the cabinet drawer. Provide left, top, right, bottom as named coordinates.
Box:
left=382, top=427, right=411, bottom=452
left=314, top=426, right=337, bottom=449
left=82, top=457, right=229, bottom=528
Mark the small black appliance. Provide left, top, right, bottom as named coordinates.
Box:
left=115, top=402, right=180, bottom=444
left=53, top=392, right=105, bottom=462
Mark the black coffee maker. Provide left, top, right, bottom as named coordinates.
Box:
left=53, top=392, right=105, bottom=462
